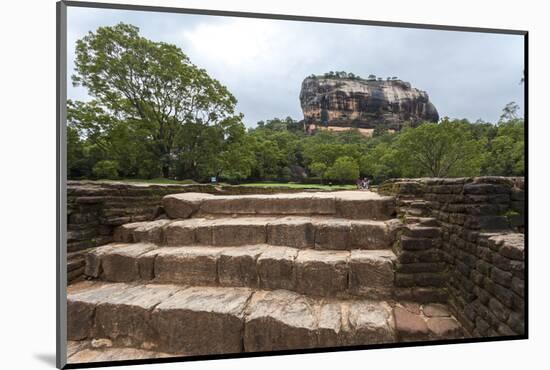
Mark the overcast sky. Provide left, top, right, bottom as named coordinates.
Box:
left=67, top=6, right=525, bottom=127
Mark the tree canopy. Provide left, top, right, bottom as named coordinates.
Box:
left=67, top=24, right=524, bottom=184
left=68, top=23, right=251, bottom=180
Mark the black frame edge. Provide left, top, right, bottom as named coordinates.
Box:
left=57, top=1, right=68, bottom=369
left=523, top=32, right=530, bottom=339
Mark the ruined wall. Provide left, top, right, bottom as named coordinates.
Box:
left=380, top=177, right=525, bottom=338
left=67, top=181, right=303, bottom=282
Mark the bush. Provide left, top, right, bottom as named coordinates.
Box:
left=92, top=160, right=119, bottom=179
left=325, top=156, right=360, bottom=182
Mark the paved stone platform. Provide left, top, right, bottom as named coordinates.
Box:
left=67, top=339, right=175, bottom=364
left=162, top=191, right=396, bottom=220
left=67, top=281, right=463, bottom=359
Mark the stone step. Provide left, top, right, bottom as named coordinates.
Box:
left=403, top=225, right=441, bottom=239
left=402, top=217, right=439, bottom=227
left=67, top=282, right=397, bottom=355
left=67, top=340, right=174, bottom=364
left=162, top=191, right=395, bottom=220
left=113, top=216, right=401, bottom=250
left=84, top=243, right=396, bottom=299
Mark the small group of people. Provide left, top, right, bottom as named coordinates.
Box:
left=356, top=177, right=371, bottom=190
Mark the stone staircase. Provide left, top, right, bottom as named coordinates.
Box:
left=67, top=191, right=464, bottom=363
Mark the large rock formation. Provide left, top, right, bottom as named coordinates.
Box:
left=300, top=76, right=439, bottom=134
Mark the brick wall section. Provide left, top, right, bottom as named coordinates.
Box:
left=380, top=177, right=525, bottom=337
left=66, top=181, right=303, bottom=283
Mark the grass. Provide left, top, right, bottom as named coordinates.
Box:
left=239, top=182, right=356, bottom=190
left=96, top=178, right=197, bottom=185
left=94, top=178, right=356, bottom=190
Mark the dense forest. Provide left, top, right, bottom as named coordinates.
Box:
left=67, top=23, right=525, bottom=184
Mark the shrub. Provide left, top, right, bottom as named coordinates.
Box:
left=92, top=160, right=119, bottom=179
left=325, top=156, right=360, bottom=182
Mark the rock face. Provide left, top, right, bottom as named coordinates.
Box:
left=299, top=76, right=439, bottom=133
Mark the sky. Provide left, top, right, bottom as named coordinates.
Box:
left=67, top=6, right=525, bottom=127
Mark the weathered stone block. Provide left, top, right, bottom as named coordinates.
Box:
left=463, top=183, right=509, bottom=194
left=164, top=220, right=198, bottom=245
left=475, top=316, right=491, bottom=336
left=67, top=282, right=129, bottom=341
left=100, top=243, right=157, bottom=282
left=511, top=277, right=524, bottom=297
left=422, top=303, right=450, bottom=317
left=295, top=250, right=349, bottom=297
left=497, top=323, right=516, bottom=336
left=218, top=246, right=267, bottom=288
left=340, top=301, right=395, bottom=345
left=336, top=196, right=395, bottom=220
left=314, top=219, right=351, bottom=250
left=67, top=300, right=95, bottom=341
left=414, top=273, right=446, bottom=287
left=395, top=273, right=415, bottom=287
left=257, top=247, right=298, bottom=291
left=267, top=217, right=314, bottom=248
left=398, top=249, right=442, bottom=264
left=112, top=222, right=143, bottom=243
left=494, top=234, right=524, bottom=261
left=426, top=317, right=463, bottom=338
left=153, top=287, right=252, bottom=354
left=393, top=306, right=429, bottom=341
left=162, top=193, right=212, bottom=219
left=85, top=244, right=121, bottom=278
left=400, top=236, right=434, bottom=251
left=244, top=290, right=318, bottom=351
left=488, top=297, right=509, bottom=322
left=94, top=284, right=180, bottom=345
left=349, top=250, right=395, bottom=296
left=350, top=221, right=394, bottom=249
left=491, top=267, right=513, bottom=288
left=465, top=216, right=510, bottom=230
left=395, top=261, right=446, bottom=274
left=476, top=260, right=492, bottom=276
left=210, top=218, right=267, bottom=246
left=153, top=247, right=222, bottom=285
left=132, top=220, right=172, bottom=243
left=404, top=226, right=441, bottom=239
left=316, top=302, right=342, bottom=347
left=493, top=284, right=514, bottom=308
left=506, top=311, right=525, bottom=334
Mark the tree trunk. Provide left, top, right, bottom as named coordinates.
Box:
left=162, top=164, right=170, bottom=179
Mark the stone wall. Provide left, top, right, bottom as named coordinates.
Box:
left=66, top=181, right=304, bottom=282
left=380, top=177, right=525, bottom=338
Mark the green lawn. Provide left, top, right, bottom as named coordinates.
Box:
left=94, top=178, right=356, bottom=190
left=239, top=182, right=356, bottom=190
left=96, top=178, right=197, bottom=185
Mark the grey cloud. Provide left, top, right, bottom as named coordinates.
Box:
left=67, top=6, right=524, bottom=126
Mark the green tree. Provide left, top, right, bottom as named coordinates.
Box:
left=70, top=23, right=243, bottom=179
left=393, top=120, right=484, bottom=177
left=483, top=120, right=524, bottom=176
left=67, top=125, right=90, bottom=178
left=499, top=102, right=520, bottom=124
left=92, top=160, right=119, bottom=179
left=309, top=162, right=328, bottom=182
left=325, top=156, right=360, bottom=182
left=360, top=142, right=400, bottom=183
